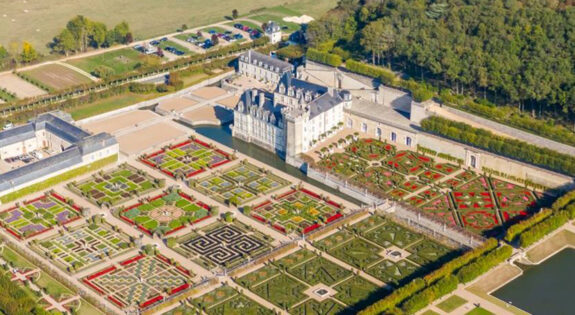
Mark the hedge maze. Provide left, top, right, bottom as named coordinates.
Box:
left=190, top=162, right=290, bottom=206
left=33, top=219, right=133, bottom=272
left=141, top=138, right=232, bottom=179
left=172, top=222, right=272, bottom=269
left=0, top=192, right=82, bottom=239
left=83, top=254, right=192, bottom=309
left=249, top=188, right=344, bottom=235
left=119, top=189, right=212, bottom=235
left=68, top=164, right=164, bottom=207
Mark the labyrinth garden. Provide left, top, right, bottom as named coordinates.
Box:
left=119, top=189, right=212, bottom=235
left=0, top=192, right=82, bottom=239
left=83, top=254, right=192, bottom=309
left=171, top=221, right=273, bottom=270
left=317, top=138, right=540, bottom=235
left=141, top=138, right=232, bottom=178
left=249, top=188, right=344, bottom=235
left=190, top=162, right=290, bottom=206
left=68, top=164, right=164, bottom=207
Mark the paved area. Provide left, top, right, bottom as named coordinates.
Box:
left=116, top=121, right=188, bottom=155
left=156, top=97, right=198, bottom=113
left=82, top=110, right=160, bottom=134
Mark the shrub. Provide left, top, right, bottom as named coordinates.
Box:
left=92, top=65, right=115, bottom=79
left=412, top=87, right=434, bottom=102
left=346, top=59, right=397, bottom=85
left=359, top=278, right=425, bottom=314
left=129, top=82, right=156, bottom=94
left=551, top=189, right=575, bottom=211
left=401, top=275, right=459, bottom=314
left=421, top=116, right=575, bottom=177
left=518, top=211, right=570, bottom=248
left=504, top=209, right=553, bottom=243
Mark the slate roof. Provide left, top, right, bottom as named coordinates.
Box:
left=0, top=124, right=36, bottom=147
left=309, top=92, right=344, bottom=120
left=277, top=73, right=328, bottom=95
left=240, top=50, right=293, bottom=74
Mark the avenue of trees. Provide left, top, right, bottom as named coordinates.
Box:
left=306, top=0, right=575, bottom=123
left=52, top=16, right=133, bottom=56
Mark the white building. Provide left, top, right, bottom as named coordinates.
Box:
left=264, top=21, right=282, bottom=44
left=0, top=111, right=118, bottom=199
left=237, top=50, right=293, bottom=85
left=232, top=66, right=351, bottom=157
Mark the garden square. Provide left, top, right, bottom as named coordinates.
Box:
left=0, top=192, right=82, bottom=239
left=188, top=285, right=273, bottom=315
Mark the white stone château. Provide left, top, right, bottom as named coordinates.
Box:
left=232, top=56, right=351, bottom=157
left=0, top=111, right=118, bottom=199
left=264, top=21, right=282, bottom=44
left=238, top=50, right=293, bottom=85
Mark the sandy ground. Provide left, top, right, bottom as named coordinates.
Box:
left=82, top=110, right=160, bottom=134
left=468, top=264, right=523, bottom=294
left=183, top=105, right=232, bottom=125
left=191, top=86, right=228, bottom=100
left=117, top=122, right=187, bottom=155
left=0, top=73, right=46, bottom=98
left=216, top=95, right=240, bottom=109
left=157, top=97, right=198, bottom=113
left=526, top=229, right=575, bottom=263
left=283, top=15, right=314, bottom=24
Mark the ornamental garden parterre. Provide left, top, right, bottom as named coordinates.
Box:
left=119, top=188, right=212, bottom=236
left=141, top=137, right=233, bottom=179
left=316, top=137, right=540, bottom=235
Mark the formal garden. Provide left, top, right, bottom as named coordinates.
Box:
left=189, top=161, right=290, bottom=206
left=314, top=215, right=456, bottom=286
left=141, top=138, right=232, bottom=179
left=82, top=254, right=192, bottom=309
left=316, top=137, right=541, bottom=235
left=30, top=216, right=134, bottom=273
left=247, top=188, right=345, bottom=235
left=185, top=285, right=273, bottom=315
left=169, top=220, right=273, bottom=270
left=119, top=188, right=212, bottom=235
left=0, top=192, right=83, bottom=239
left=68, top=164, right=165, bottom=207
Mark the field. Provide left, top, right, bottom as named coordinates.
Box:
left=21, top=64, right=93, bottom=90
left=120, top=189, right=212, bottom=235
left=0, top=1, right=337, bottom=54
left=249, top=188, right=344, bottom=234
left=68, top=164, right=163, bottom=207
left=172, top=221, right=272, bottom=269
left=32, top=220, right=133, bottom=272
left=190, top=162, right=290, bottom=205
left=0, top=192, right=81, bottom=239
left=67, top=48, right=148, bottom=76
left=0, top=73, right=46, bottom=98
left=83, top=254, right=192, bottom=309
left=318, top=137, right=540, bottom=235
left=68, top=92, right=157, bottom=120
left=141, top=138, right=232, bottom=178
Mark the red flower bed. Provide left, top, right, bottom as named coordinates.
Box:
left=50, top=192, right=67, bottom=203
left=5, top=228, right=21, bottom=240
left=301, top=188, right=320, bottom=199
left=186, top=168, right=205, bottom=178
left=193, top=138, right=210, bottom=148
left=210, top=159, right=231, bottom=169
left=327, top=213, right=343, bottom=223
left=86, top=266, right=116, bottom=280
left=251, top=214, right=267, bottom=223
left=272, top=224, right=286, bottom=233
left=276, top=189, right=296, bottom=200
left=138, top=225, right=152, bottom=235
left=192, top=215, right=211, bottom=224
left=303, top=223, right=321, bottom=234
left=83, top=279, right=105, bottom=294
left=120, top=255, right=145, bottom=266
left=108, top=295, right=124, bottom=308
left=326, top=200, right=341, bottom=209
left=170, top=283, right=190, bottom=295
left=165, top=225, right=187, bottom=235
left=140, top=295, right=163, bottom=308
left=155, top=254, right=171, bottom=264
left=170, top=140, right=191, bottom=150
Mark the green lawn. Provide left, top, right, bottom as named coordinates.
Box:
left=421, top=311, right=441, bottom=315
left=201, top=26, right=229, bottom=34
left=69, top=92, right=156, bottom=120
left=1, top=247, right=35, bottom=269
left=228, top=20, right=262, bottom=31
left=249, top=14, right=301, bottom=32
left=76, top=300, right=105, bottom=315
left=437, top=295, right=468, bottom=313
left=67, top=48, right=147, bottom=76
left=466, top=307, right=494, bottom=315
left=158, top=40, right=193, bottom=55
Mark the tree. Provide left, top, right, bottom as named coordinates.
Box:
left=232, top=9, right=239, bottom=19
left=211, top=34, right=219, bottom=46
left=54, top=29, right=76, bottom=55
left=114, top=21, right=131, bottom=44
left=90, top=21, right=107, bottom=48
left=67, top=15, right=90, bottom=51
left=0, top=45, right=8, bottom=59
left=20, top=42, right=38, bottom=63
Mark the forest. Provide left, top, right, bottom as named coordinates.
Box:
left=306, top=0, right=575, bottom=123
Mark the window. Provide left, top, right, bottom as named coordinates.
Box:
left=406, top=136, right=412, bottom=147
left=361, top=123, right=367, bottom=133
left=391, top=132, right=397, bottom=142
left=346, top=118, right=353, bottom=128
left=376, top=128, right=382, bottom=138
left=470, top=155, right=477, bottom=168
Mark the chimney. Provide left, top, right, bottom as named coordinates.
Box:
left=259, top=92, right=265, bottom=107
left=245, top=90, right=252, bottom=107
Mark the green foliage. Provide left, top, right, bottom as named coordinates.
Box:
left=551, top=189, right=575, bottom=211
left=456, top=246, right=513, bottom=284
left=276, top=45, right=304, bottom=60
left=401, top=275, right=458, bottom=314
left=128, top=82, right=156, bottom=94
left=346, top=59, right=396, bottom=85
left=421, top=116, right=575, bottom=177
left=0, top=272, right=38, bottom=315
left=307, top=48, right=342, bottom=67
left=92, top=65, right=114, bottom=79
left=359, top=278, right=425, bottom=314
left=504, top=209, right=553, bottom=243
left=412, top=87, right=434, bottom=103
left=518, top=211, right=570, bottom=248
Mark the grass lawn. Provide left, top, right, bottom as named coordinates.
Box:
left=1, top=247, right=35, bottom=269
left=0, top=1, right=333, bottom=54
left=437, top=295, right=468, bottom=313
left=466, top=307, right=494, bottom=315
left=69, top=92, right=157, bottom=120
left=201, top=26, right=229, bottom=34
left=67, top=48, right=146, bottom=76
left=21, top=64, right=93, bottom=90
left=227, top=20, right=262, bottom=31
left=421, top=311, right=441, bottom=315
left=249, top=14, right=301, bottom=32
left=76, top=300, right=105, bottom=315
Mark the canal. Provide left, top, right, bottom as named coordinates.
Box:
left=192, top=123, right=363, bottom=205
left=492, top=248, right=575, bottom=315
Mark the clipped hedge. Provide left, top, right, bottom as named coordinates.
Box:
left=421, top=116, right=575, bottom=177
left=518, top=211, right=570, bottom=248
left=307, top=48, right=343, bottom=67
left=346, top=59, right=396, bottom=85
left=551, top=189, right=575, bottom=211
left=456, top=245, right=513, bottom=284
left=504, top=209, right=553, bottom=243
left=359, top=278, right=426, bottom=315
left=401, top=275, right=459, bottom=314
